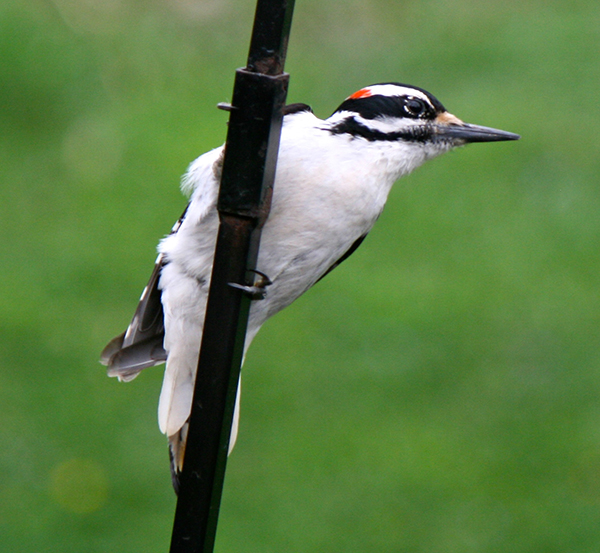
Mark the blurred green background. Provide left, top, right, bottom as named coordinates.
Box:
left=2, top=0, right=600, bottom=551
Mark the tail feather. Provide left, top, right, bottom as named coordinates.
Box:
left=168, top=380, right=241, bottom=494
left=104, top=334, right=167, bottom=382
left=158, top=350, right=197, bottom=436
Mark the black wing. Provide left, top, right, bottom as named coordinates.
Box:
left=317, top=233, right=368, bottom=283
left=100, top=255, right=167, bottom=381
left=100, top=205, right=189, bottom=381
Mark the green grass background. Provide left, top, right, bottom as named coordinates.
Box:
left=2, top=0, right=600, bottom=551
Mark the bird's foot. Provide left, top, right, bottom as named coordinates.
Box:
left=228, top=269, right=272, bottom=300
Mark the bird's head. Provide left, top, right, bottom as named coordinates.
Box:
left=326, top=83, right=519, bottom=169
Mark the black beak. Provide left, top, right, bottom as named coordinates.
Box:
left=435, top=122, right=520, bottom=143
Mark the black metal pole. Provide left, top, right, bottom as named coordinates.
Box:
left=169, top=1, right=295, bottom=553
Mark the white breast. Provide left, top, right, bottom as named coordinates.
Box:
left=156, top=109, right=413, bottom=439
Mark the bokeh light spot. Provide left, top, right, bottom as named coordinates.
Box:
left=49, top=458, right=109, bottom=514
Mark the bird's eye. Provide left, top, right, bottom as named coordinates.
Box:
left=405, top=97, right=427, bottom=118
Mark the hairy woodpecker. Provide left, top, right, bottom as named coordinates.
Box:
left=101, top=83, right=519, bottom=487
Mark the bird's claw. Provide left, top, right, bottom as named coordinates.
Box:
left=228, top=270, right=272, bottom=300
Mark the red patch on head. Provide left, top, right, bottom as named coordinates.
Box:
left=348, top=88, right=372, bottom=100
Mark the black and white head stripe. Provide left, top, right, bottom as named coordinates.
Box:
left=333, top=83, right=446, bottom=121
left=327, top=83, right=447, bottom=142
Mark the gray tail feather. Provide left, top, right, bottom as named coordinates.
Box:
left=103, top=333, right=167, bottom=381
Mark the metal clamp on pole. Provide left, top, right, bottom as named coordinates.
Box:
left=169, top=1, right=295, bottom=553
left=219, top=69, right=289, bottom=221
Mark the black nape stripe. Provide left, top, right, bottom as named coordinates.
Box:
left=283, top=103, right=313, bottom=115
left=329, top=116, right=432, bottom=143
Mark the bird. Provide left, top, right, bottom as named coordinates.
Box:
left=101, top=82, right=519, bottom=490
